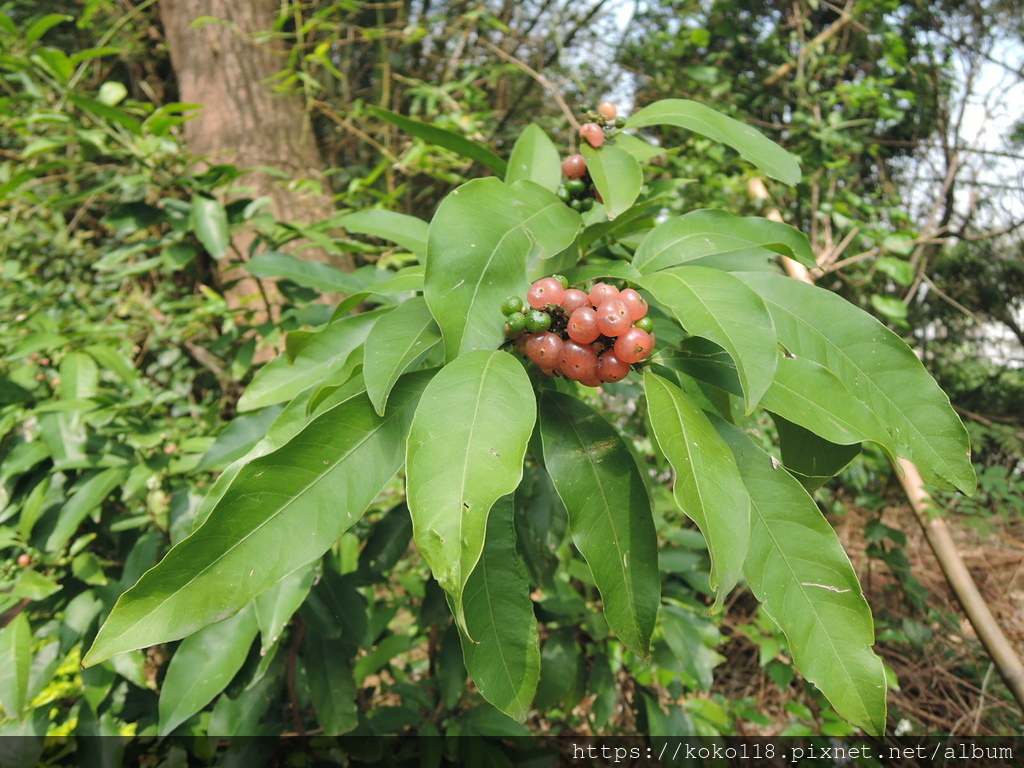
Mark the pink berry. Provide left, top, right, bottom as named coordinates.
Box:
left=560, top=341, right=599, bottom=382
left=580, top=123, right=605, bottom=148
left=618, top=288, right=648, bottom=321
left=567, top=307, right=601, bottom=344
left=598, top=101, right=618, bottom=121
left=527, top=277, right=565, bottom=308
left=525, top=332, right=565, bottom=367
left=597, top=351, right=631, bottom=382
left=561, top=288, right=590, bottom=312
left=561, top=154, right=587, bottom=179
left=596, top=298, right=631, bottom=337
left=588, top=282, right=619, bottom=306
left=614, top=327, right=655, bottom=363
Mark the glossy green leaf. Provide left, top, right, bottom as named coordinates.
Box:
left=459, top=495, right=540, bottom=722
left=773, top=415, right=861, bottom=491
left=715, top=418, right=886, bottom=737
left=303, top=629, right=358, bottom=734
left=624, top=99, right=801, bottom=184
left=406, top=351, right=535, bottom=634
left=644, top=371, right=749, bottom=611
left=633, top=209, right=816, bottom=273
left=365, top=297, right=442, bottom=415
left=245, top=251, right=364, bottom=294
left=237, top=310, right=379, bottom=411
left=613, top=133, right=666, bottom=163
left=582, top=144, right=644, bottom=219
left=737, top=272, right=975, bottom=493
left=254, top=563, right=316, bottom=655
left=424, top=178, right=581, bottom=360
left=538, top=391, right=659, bottom=658
left=331, top=209, right=430, bottom=257
left=190, top=194, right=229, bottom=260
left=761, top=356, right=893, bottom=450
left=505, top=123, right=560, bottom=191
left=0, top=613, right=32, bottom=718
left=639, top=266, right=777, bottom=413
left=83, top=372, right=431, bottom=666
left=369, top=106, right=507, bottom=176
left=157, top=605, right=259, bottom=736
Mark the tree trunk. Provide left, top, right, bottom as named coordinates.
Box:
left=159, top=0, right=350, bottom=338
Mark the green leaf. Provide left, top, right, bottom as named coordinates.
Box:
left=643, top=371, right=749, bottom=611
left=254, top=563, right=316, bottom=655
left=505, top=123, right=560, bottom=191
left=46, top=467, right=129, bottom=552
left=369, top=106, right=507, bottom=176
left=714, top=418, right=886, bottom=737
left=633, top=210, right=817, bottom=273
left=237, top=310, right=379, bottom=412
left=424, top=178, right=581, bottom=360
left=624, top=99, right=801, bottom=184
left=25, top=14, right=71, bottom=43
left=581, top=144, right=643, bottom=219
left=538, top=391, right=659, bottom=658
left=9, top=570, right=61, bottom=601
left=364, top=297, right=442, bottom=415
left=772, top=415, right=861, bottom=491
left=57, top=351, right=99, bottom=401
left=613, top=133, right=666, bottom=163
left=331, top=209, right=430, bottom=257
left=245, top=251, right=364, bottom=294
left=0, top=613, right=32, bottom=718
left=761, top=355, right=894, bottom=454
left=406, top=351, right=535, bottom=635
left=67, top=93, right=142, bottom=135
left=82, top=372, right=431, bottom=666
left=737, top=272, right=975, bottom=494
left=639, top=266, right=777, bottom=414
left=303, top=629, right=358, bottom=734
left=190, top=194, right=229, bottom=260
left=459, top=495, right=540, bottom=722
left=157, top=605, right=259, bottom=736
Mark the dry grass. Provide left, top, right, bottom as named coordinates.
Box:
left=711, top=501, right=1024, bottom=736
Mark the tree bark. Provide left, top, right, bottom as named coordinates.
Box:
left=159, top=0, right=350, bottom=334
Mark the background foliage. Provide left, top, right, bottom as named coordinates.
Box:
left=2, top=0, right=1023, bottom=760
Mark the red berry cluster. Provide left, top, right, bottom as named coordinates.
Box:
left=501, top=276, right=655, bottom=387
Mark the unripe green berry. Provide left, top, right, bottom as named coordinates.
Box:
left=501, top=295, right=524, bottom=316
left=525, top=309, right=552, bottom=334
left=557, top=185, right=571, bottom=203
left=505, top=311, right=527, bottom=335
left=633, top=316, right=655, bottom=334
left=551, top=274, right=569, bottom=289
left=565, top=178, right=587, bottom=196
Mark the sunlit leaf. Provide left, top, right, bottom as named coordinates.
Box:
left=424, top=178, right=581, bottom=360
left=639, top=266, right=777, bottom=413
left=506, top=123, right=560, bottom=191
left=624, top=99, right=801, bottom=184
left=715, top=418, right=886, bottom=737
left=738, top=272, right=975, bottom=493
left=83, top=372, right=431, bottom=666
left=644, top=371, right=749, bottom=610
left=406, top=351, right=535, bottom=634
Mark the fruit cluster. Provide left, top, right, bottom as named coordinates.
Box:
left=556, top=102, right=622, bottom=210
left=501, top=276, right=655, bottom=387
